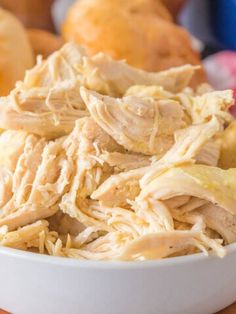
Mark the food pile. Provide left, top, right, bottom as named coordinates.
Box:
left=0, top=0, right=205, bottom=97
left=0, top=43, right=235, bottom=261
left=63, top=0, right=206, bottom=86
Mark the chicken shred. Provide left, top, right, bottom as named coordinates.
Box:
left=80, top=87, right=186, bottom=156
left=0, top=42, right=234, bottom=261
left=0, top=43, right=200, bottom=139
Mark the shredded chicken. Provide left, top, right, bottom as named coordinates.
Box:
left=195, top=204, right=236, bottom=244
left=0, top=44, right=88, bottom=139
left=0, top=43, right=200, bottom=139
left=141, top=117, right=221, bottom=186
left=83, top=53, right=199, bottom=95
left=48, top=211, right=85, bottom=236
left=195, top=140, right=220, bottom=166
left=0, top=167, right=12, bottom=208
left=0, top=130, right=29, bottom=171
left=0, top=134, right=61, bottom=230
left=0, top=43, right=234, bottom=261
left=100, top=152, right=151, bottom=172
left=125, top=85, right=234, bottom=125
left=0, top=220, right=56, bottom=252
left=81, top=87, right=186, bottom=156
left=176, top=90, right=233, bottom=124
left=91, top=167, right=148, bottom=207
left=171, top=203, right=236, bottom=245
left=138, top=165, right=236, bottom=214
left=120, top=229, right=225, bottom=261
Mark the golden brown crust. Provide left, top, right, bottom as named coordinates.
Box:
left=27, top=29, right=64, bottom=58
left=160, top=0, right=186, bottom=18
left=0, top=8, right=34, bottom=95
left=62, top=0, right=206, bottom=87
left=0, top=0, right=55, bottom=31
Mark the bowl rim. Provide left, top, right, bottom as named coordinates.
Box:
left=0, top=242, right=236, bottom=269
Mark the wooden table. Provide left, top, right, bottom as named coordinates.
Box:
left=219, top=303, right=236, bottom=313
left=0, top=303, right=235, bottom=314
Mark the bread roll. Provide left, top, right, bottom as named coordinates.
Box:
left=160, top=0, right=186, bottom=18
left=62, top=0, right=205, bottom=87
left=0, top=0, right=55, bottom=31
left=27, top=29, right=64, bottom=58
left=0, top=8, right=34, bottom=95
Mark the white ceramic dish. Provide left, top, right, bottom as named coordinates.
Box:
left=0, top=244, right=236, bottom=314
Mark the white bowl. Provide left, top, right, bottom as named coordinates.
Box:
left=0, top=244, right=236, bottom=314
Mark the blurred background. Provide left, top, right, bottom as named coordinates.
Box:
left=1, top=0, right=236, bottom=101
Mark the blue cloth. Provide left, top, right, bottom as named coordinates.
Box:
left=211, top=0, right=236, bottom=50
left=179, top=0, right=236, bottom=50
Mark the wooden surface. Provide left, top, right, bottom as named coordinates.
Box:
left=219, top=303, right=236, bottom=314
left=0, top=303, right=235, bottom=314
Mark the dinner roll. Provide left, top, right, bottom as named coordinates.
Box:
left=0, top=8, right=34, bottom=95
left=62, top=0, right=205, bottom=87
left=0, top=0, right=55, bottom=31
left=160, top=0, right=186, bottom=18
left=27, top=29, right=64, bottom=58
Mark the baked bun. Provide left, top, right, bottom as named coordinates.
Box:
left=62, top=0, right=205, bottom=86
left=27, top=29, right=64, bottom=58
left=0, top=8, right=34, bottom=95
left=160, top=0, right=186, bottom=18
left=0, top=0, right=55, bottom=31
